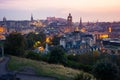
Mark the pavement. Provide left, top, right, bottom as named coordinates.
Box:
left=16, top=74, right=56, bottom=80
left=0, top=57, right=56, bottom=80
left=0, top=57, right=9, bottom=76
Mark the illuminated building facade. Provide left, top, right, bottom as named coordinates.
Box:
left=92, top=32, right=109, bottom=40
left=102, top=38, right=120, bottom=55
left=108, top=27, right=112, bottom=33
left=0, top=26, right=7, bottom=34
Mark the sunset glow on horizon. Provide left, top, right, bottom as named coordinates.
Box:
left=0, top=0, right=120, bottom=22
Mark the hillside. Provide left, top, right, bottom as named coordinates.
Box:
left=8, top=56, right=93, bottom=80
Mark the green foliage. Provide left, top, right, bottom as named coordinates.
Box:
left=26, top=51, right=41, bottom=60
left=26, top=32, right=46, bottom=49
left=40, top=53, right=50, bottom=62
left=51, top=35, right=60, bottom=45
left=67, top=53, right=120, bottom=74
left=25, top=50, right=50, bottom=62
left=74, top=72, right=95, bottom=80
left=92, top=60, right=119, bottom=80
left=5, top=32, right=26, bottom=56
left=66, top=53, right=99, bottom=72
left=68, top=53, right=99, bottom=65
left=49, top=46, right=67, bottom=64
left=26, top=32, right=35, bottom=49
left=65, top=60, right=92, bottom=72
left=105, top=54, right=120, bottom=65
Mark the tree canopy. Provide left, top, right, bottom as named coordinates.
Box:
left=92, top=60, right=119, bottom=80
left=48, top=46, right=67, bottom=64
left=51, top=35, right=60, bottom=45
left=5, top=32, right=26, bottom=56
left=26, top=32, right=46, bottom=49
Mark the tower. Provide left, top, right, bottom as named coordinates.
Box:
left=108, top=26, right=112, bottom=38
left=108, top=27, right=112, bottom=32
left=3, top=16, right=6, bottom=22
left=3, top=16, right=7, bottom=27
left=108, top=26, right=112, bottom=33
left=79, top=17, right=82, bottom=29
left=67, top=13, right=72, bottom=27
left=31, top=14, right=34, bottom=22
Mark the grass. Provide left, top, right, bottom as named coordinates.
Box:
left=8, top=56, right=93, bottom=80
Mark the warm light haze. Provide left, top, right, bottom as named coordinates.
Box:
left=0, top=0, right=120, bottom=22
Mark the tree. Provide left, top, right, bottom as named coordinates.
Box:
left=26, top=32, right=46, bottom=49
left=5, top=32, right=26, bottom=56
left=25, top=32, right=36, bottom=49
left=92, top=60, right=119, bottom=80
left=48, top=46, right=67, bottom=64
left=51, top=35, right=60, bottom=45
left=26, top=51, right=41, bottom=60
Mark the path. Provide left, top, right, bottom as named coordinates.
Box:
left=0, top=57, right=9, bottom=76
left=16, top=74, right=56, bottom=80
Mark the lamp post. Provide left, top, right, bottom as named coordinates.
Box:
left=0, top=37, right=6, bottom=58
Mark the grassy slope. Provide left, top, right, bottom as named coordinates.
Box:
left=8, top=56, right=91, bottom=80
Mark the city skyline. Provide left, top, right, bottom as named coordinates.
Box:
left=0, top=0, right=120, bottom=22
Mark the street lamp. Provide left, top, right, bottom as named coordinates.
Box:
left=0, top=36, right=6, bottom=58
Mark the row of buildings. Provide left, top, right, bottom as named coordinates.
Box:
left=0, top=13, right=120, bottom=55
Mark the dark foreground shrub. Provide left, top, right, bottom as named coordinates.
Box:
left=48, top=46, right=67, bottom=64
left=92, top=60, right=119, bottom=80
left=74, top=72, right=95, bottom=80
left=65, top=60, right=92, bottom=72
left=26, top=51, right=41, bottom=60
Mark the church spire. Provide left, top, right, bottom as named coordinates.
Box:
left=3, top=16, right=6, bottom=22
left=79, top=17, right=82, bottom=29
left=31, top=14, right=33, bottom=22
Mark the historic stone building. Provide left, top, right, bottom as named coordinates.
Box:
left=60, top=31, right=97, bottom=54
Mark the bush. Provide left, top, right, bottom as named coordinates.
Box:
left=67, top=53, right=99, bottom=66
left=26, top=51, right=41, bottom=60
left=74, top=72, right=95, bottom=80
left=65, top=60, right=92, bottom=72
left=40, top=53, right=50, bottom=62
left=92, top=60, right=119, bottom=80
left=48, top=46, right=67, bottom=64
left=5, top=33, right=26, bottom=56
left=26, top=32, right=46, bottom=49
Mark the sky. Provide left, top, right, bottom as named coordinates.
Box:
left=0, top=0, right=120, bottom=22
